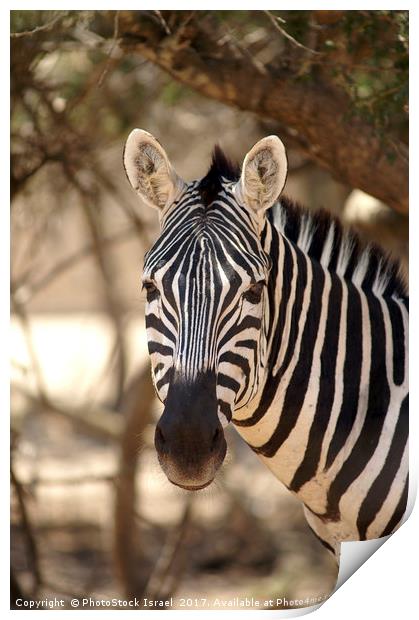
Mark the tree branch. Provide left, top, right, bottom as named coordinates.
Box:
left=11, top=12, right=68, bottom=38
left=263, top=11, right=322, bottom=55
left=12, top=382, right=123, bottom=440
left=109, top=11, right=407, bottom=214
left=12, top=227, right=136, bottom=304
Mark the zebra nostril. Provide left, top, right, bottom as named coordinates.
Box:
left=155, top=425, right=166, bottom=447
left=211, top=427, right=221, bottom=451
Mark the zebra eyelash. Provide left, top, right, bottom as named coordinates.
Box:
left=242, top=280, right=266, bottom=304
left=142, top=279, right=160, bottom=300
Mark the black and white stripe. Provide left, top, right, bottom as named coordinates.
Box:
left=233, top=198, right=408, bottom=553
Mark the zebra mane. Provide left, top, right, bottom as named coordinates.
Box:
left=198, top=146, right=240, bottom=207
left=270, top=196, right=408, bottom=300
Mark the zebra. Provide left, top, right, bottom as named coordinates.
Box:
left=123, top=129, right=409, bottom=559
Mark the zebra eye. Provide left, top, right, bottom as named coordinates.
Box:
left=142, top=280, right=159, bottom=299
left=242, top=280, right=265, bottom=304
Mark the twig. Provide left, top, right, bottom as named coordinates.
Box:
left=11, top=12, right=68, bottom=38
left=134, top=509, right=164, bottom=531
left=12, top=381, right=123, bottom=440
left=320, top=59, right=405, bottom=74
left=40, top=579, right=88, bottom=600
left=361, top=84, right=405, bottom=105
left=98, top=11, right=121, bottom=87
left=11, top=298, right=49, bottom=406
left=26, top=474, right=116, bottom=487
left=389, top=139, right=409, bottom=165
left=113, top=366, right=156, bottom=598
left=91, top=164, right=150, bottom=246
left=143, top=497, right=193, bottom=601
left=218, top=24, right=267, bottom=76
left=11, top=466, right=42, bottom=593
left=173, top=10, right=196, bottom=40
left=11, top=154, right=50, bottom=199
left=84, top=325, right=125, bottom=408
left=12, top=227, right=135, bottom=304
left=154, top=10, right=171, bottom=35
left=62, top=164, right=128, bottom=408
left=65, top=54, right=118, bottom=112
left=11, top=569, right=28, bottom=608
left=264, top=11, right=322, bottom=55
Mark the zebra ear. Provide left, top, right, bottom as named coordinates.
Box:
left=237, top=136, right=288, bottom=213
left=123, top=129, right=186, bottom=211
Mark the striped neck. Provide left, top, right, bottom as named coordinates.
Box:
left=233, top=202, right=408, bottom=521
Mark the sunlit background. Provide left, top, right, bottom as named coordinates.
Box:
left=11, top=10, right=408, bottom=610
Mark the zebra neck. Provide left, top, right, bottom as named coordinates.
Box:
left=232, top=213, right=408, bottom=537
left=232, top=229, right=338, bottom=490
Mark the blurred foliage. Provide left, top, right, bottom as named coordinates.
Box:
left=334, top=11, right=407, bottom=136
left=10, top=9, right=408, bottom=205
left=11, top=9, right=408, bottom=134
left=11, top=11, right=155, bottom=197
left=210, top=10, right=408, bottom=139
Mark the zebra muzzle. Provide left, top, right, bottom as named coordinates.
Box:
left=154, top=372, right=227, bottom=490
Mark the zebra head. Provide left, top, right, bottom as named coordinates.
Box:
left=124, top=129, right=288, bottom=490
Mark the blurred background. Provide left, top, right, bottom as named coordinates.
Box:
left=10, top=10, right=408, bottom=610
